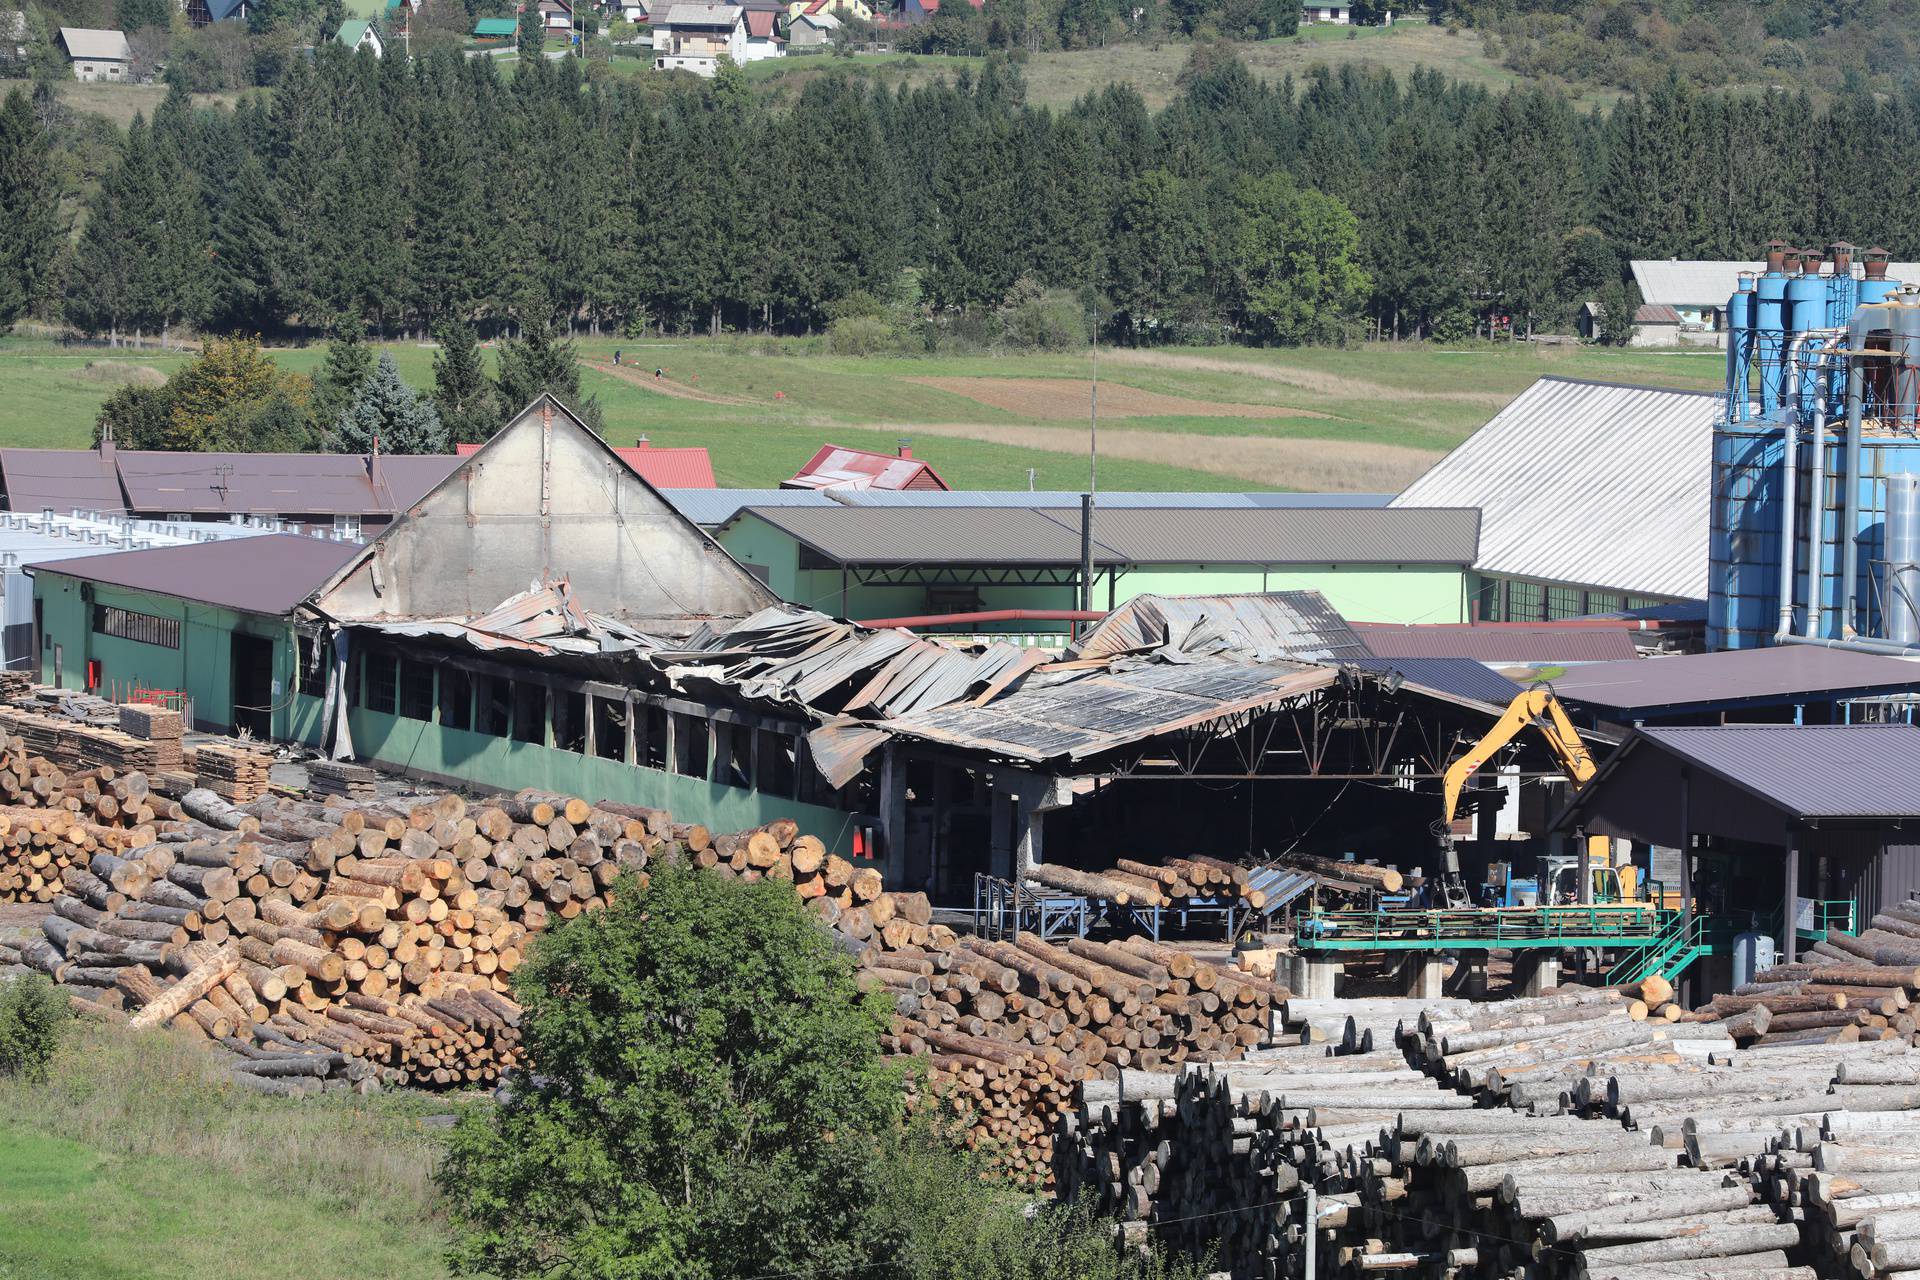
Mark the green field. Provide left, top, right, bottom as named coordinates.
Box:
left=0, top=1021, right=463, bottom=1280
left=0, top=336, right=1725, bottom=491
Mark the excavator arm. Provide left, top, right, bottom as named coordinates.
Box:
left=1435, top=687, right=1608, bottom=906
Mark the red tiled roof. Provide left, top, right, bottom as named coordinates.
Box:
left=456, top=440, right=715, bottom=488
left=745, top=8, right=776, bottom=33
left=784, top=443, right=948, bottom=492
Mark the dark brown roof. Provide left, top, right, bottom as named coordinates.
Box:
left=1354, top=624, right=1639, bottom=663
left=0, top=448, right=123, bottom=513
left=29, top=534, right=360, bottom=615
left=1548, top=644, right=1920, bottom=714
left=1601, top=724, right=1920, bottom=820
left=0, top=448, right=460, bottom=519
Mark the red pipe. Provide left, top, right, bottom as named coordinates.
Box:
left=1351, top=619, right=1687, bottom=631
left=856, top=608, right=1106, bottom=629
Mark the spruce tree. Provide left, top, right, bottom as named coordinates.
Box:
left=335, top=352, right=448, bottom=454
left=431, top=319, right=499, bottom=445
left=0, top=91, right=59, bottom=332
left=494, top=313, right=601, bottom=429
left=316, top=318, right=374, bottom=426
left=210, top=151, right=283, bottom=333
left=517, top=4, right=543, bottom=57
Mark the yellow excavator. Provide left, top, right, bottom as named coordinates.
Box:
left=1433, top=687, right=1642, bottom=909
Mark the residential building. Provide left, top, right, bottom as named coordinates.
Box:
left=181, top=0, right=248, bottom=25
left=335, top=17, right=384, bottom=53
left=1630, top=258, right=1920, bottom=339
left=740, top=0, right=784, bottom=57
left=783, top=441, right=948, bottom=491
left=714, top=502, right=1480, bottom=631
left=472, top=15, right=518, bottom=37
left=652, top=2, right=744, bottom=71
left=1391, top=377, right=1723, bottom=622
left=535, top=0, right=575, bottom=37
left=786, top=4, right=838, bottom=44
left=1576, top=300, right=1686, bottom=347
left=56, top=27, right=129, bottom=80
left=786, top=0, right=867, bottom=20
left=895, top=0, right=978, bottom=20
left=0, top=443, right=460, bottom=538
left=1300, top=0, right=1349, bottom=21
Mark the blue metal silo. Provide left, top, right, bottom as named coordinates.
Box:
left=1754, top=244, right=1791, bottom=416
left=1726, top=277, right=1755, bottom=420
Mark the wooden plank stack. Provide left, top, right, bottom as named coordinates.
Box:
left=190, top=742, right=274, bottom=802
left=306, top=760, right=378, bottom=802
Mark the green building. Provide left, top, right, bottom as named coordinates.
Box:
left=715, top=503, right=1480, bottom=635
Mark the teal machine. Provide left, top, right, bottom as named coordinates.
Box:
left=1710, top=242, right=1920, bottom=652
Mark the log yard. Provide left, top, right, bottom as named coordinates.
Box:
left=18, top=247, right=1920, bottom=1279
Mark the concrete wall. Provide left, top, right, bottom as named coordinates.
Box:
left=716, top=515, right=1469, bottom=626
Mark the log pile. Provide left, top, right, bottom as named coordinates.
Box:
left=1055, top=987, right=1920, bottom=1278
left=0, top=743, right=181, bottom=904
left=884, top=935, right=1290, bottom=1188
left=1695, top=902, right=1920, bottom=1047
left=1023, top=857, right=1270, bottom=912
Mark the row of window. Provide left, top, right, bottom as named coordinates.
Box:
left=329, top=641, right=853, bottom=807
left=1475, top=578, right=1664, bottom=624
left=92, top=604, right=181, bottom=650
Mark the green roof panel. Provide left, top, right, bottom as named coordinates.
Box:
left=473, top=16, right=516, bottom=33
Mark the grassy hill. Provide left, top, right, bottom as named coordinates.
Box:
left=0, top=336, right=1725, bottom=492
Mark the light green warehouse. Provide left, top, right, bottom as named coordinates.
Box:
left=716, top=504, right=1480, bottom=634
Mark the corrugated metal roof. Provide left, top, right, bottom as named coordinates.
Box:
left=116, top=451, right=458, bottom=516
left=1548, top=644, right=1920, bottom=714
left=664, top=488, right=837, bottom=525
left=738, top=505, right=1478, bottom=567
left=784, top=444, right=949, bottom=492
left=1391, top=377, right=1722, bottom=600
left=1073, top=592, right=1371, bottom=663
left=1631, top=260, right=1920, bottom=307
left=57, top=26, right=128, bottom=58
left=29, top=534, right=360, bottom=616
left=1355, top=623, right=1640, bottom=663
left=675, top=488, right=1395, bottom=527
left=1345, top=657, right=1525, bottom=705
left=1634, top=723, right=1920, bottom=818
left=0, top=449, right=123, bottom=513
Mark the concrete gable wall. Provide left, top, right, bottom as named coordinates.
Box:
left=318, top=397, right=777, bottom=626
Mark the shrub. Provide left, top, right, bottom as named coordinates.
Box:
left=998, top=277, right=1090, bottom=352
left=0, top=975, right=67, bottom=1080
left=826, top=313, right=912, bottom=356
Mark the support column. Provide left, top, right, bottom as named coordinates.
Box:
left=1784, top=842, right=1801, bottom=966
left=1013, top=791, right=1043, bottom=879
left=1577, top=828, right=1592, bottom=905
left=1402, top=954, right=1446, bottom=999
left=1303, top=957, right=1341, bottom=1000
left=1516, top=953, right=1559, bottom=996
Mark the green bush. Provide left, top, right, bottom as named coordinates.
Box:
left=0, top=974, right=67, bottom=1080
left=998, top=277, right=1090, bottom=353
left=826, top=313, right=913, bottom=356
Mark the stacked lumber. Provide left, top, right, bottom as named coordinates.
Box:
left=306, top=760, right=377, bottom=802
left=190, top=742, right=274, bottom=801
left=885, top=935, right=1290, bottom=1188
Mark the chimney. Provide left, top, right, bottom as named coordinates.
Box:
left=1866, top=248, right=1893, bottom=280
left=1832, top=240, right=1856, bottom=274
left=1765, top=240, right=1789, bottom=273
left=634, top=435, right=650, bottom=449
left=897, top=437, right=914, bottom=460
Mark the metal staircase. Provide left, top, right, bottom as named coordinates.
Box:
left=1605, top=911, right=1717, bottom=986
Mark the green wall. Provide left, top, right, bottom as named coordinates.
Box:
left=716, top=515, right=1469, bottom=627
left=31, top=569, right=856, bottom=849
left=33, top=571, right=306, bottom=738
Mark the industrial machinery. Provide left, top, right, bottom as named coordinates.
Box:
left=1432, top=686, right=1629, bottom=908
left=1712, top=242, right=1920, bottom=652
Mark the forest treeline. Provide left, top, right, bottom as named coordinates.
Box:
left=7, top=47, right=1920, bottom=350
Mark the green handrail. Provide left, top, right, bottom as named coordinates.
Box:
left=1604, top=909, right=1711, bottom=986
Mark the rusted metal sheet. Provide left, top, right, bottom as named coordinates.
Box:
left=1071, top=592, right=1372, bottom=664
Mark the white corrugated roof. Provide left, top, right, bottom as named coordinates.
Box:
left=1390, top=377, right=1723, bottom=600
left=57, top=26, right=129, bottom=59
left=1631, top=260, right=1920, bottom=307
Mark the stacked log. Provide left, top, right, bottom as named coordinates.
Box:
left=0, top=743, right=180, bottom=903
left=190, top=743, right=275, bottom=802
left=883, top=934, right=1290, bottom=1189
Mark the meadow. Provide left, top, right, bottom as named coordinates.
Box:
left=0, top=335, right=1726, bottom=491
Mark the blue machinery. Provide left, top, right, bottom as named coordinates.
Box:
left=1712, top=242, right=1920, bottom=653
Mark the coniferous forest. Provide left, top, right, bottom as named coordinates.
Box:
left=7, top=46, right=1920, bottom=350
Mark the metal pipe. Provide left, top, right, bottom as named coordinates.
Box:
left=854, top=608, right=1105, bottom=629
left=1842, top=303, right=1907, bottom=637
left=1779, top=631, right=1920, bottom=657
left=1804, top=333, right=1845, bottom=639
left=1774, top=332, right=1817, bottom=642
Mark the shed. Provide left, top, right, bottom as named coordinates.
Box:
left=1392, top=377, right=1724, bottom=618
left=472, top=16, right=517, bottom=36
left=1545, top=644, right=1920, bottom=725
left=1557, top=723, right=1920, bottom=970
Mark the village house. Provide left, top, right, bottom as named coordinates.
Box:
left=56, top=26, right=129, bottom=80
left=334, top=17, right=384, bottom=53
left=652, top=2, right=744, bottom=73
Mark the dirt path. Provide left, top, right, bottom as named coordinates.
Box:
left=586, top=361, right=756, bottom=406
left=906, top=376, right=1329, bottom=420
left=1098, top=348, right=1515, bottom=407
left=868, top=421, right=1440, bottom=492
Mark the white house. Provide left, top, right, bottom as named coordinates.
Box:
left=56, top=27, right=130, bottom=80
left=741, top=2, right=783, bottom=58
left=652, top=2, right=743, bottom=73
left=1300, top=0, right=1348, bottom=21
left=334, top=17, right=383, bottom=54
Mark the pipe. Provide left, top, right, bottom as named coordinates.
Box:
left=1842, top=303, right=1906, bottom=638
left=1779, top=632, right=1920, bottom=658
left=1796, top=332, right=1845, bottom=640
left=1773, top=331, right=1822, bottom=643
left=854, top=608, right=1105, bottom=629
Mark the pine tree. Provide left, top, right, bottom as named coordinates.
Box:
left=494, top=314, right=601, bottom=429
left=517, top=3, right=543, bottom=57
left=209, top=151, right=283, bottom=333
left=316, top=318, right=375, bottom=425
left=68, top=116, right=171, bottom=343
left=0, top=91, right=59, bottom=332
left=335, top=352, right=448, bottom=454
left=432, top=319, right=499, bottom=444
